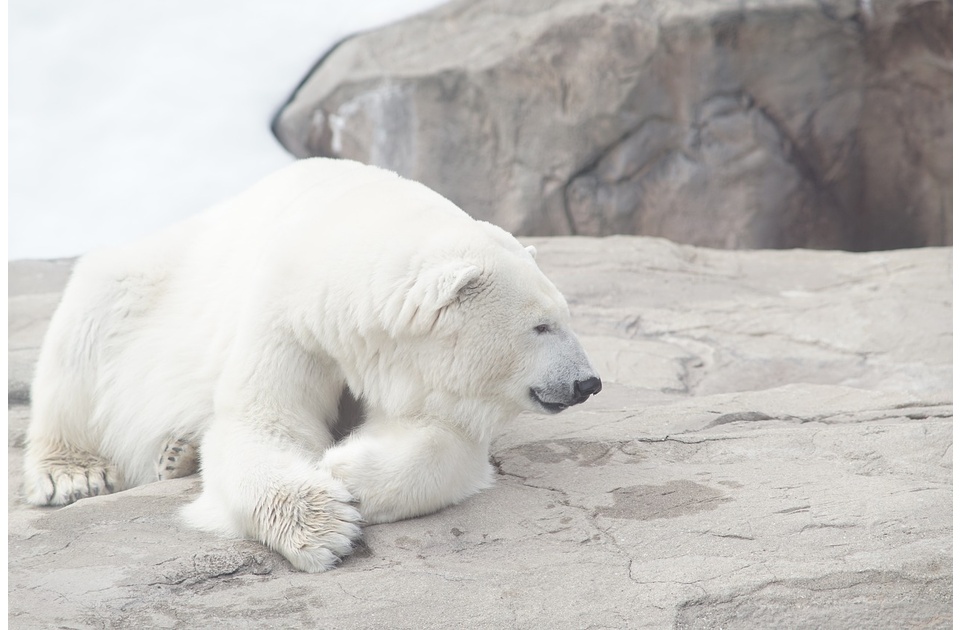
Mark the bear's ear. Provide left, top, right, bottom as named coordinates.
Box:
left=525, top=245, right=537, bottom=260
left=432, top=260, right=483, bottom=307
left=385, top=260, right=483, bottom=337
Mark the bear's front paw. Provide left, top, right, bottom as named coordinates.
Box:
left=254, top=478, right=363, bottom=573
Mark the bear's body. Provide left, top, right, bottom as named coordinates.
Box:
left=24, top=158, right=601, bottom=572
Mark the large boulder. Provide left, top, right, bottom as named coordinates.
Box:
left=8, top=239, right=952, bottom=627
left=273, top=0, right=952, bottom=251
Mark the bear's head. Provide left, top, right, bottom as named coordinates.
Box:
left=382, top=225, right=601, bottom=424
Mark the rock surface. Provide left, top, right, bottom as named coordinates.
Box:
left=273, top=0, right=952, bottom=251
left=7, top=238, right=952, bottom=628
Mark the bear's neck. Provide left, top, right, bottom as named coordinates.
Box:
left=421, top=392, right=515, bottom=446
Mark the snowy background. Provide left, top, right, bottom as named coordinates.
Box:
left=8, top=0, right=448, bottom=260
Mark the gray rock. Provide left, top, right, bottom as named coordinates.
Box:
left=7, top=258, right=73, bottom=405
left=7, top=239, right=952, bottom=628
left=273, top=0, right=952, bottom=251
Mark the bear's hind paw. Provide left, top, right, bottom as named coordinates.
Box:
left=23, top=448, right=120, bottom=506
left=157, top=437, right=199, bottom=481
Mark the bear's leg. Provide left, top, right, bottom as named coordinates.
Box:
left=183, top=333, right=363, bottom=572
left=23, top=439, right=120, bottom=506
left=23, top=292, right=120, bottom=506
left=156, top=437, right=200, bottom=481
left=319, top=419, right=495, bottom=525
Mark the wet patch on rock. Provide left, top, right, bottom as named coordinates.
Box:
left=505, top=439, right=618, bottom=467
left=596, top=480, right=732, bottom=521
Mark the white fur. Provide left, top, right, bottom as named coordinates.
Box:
left=24, top=158, right=599, bottom=572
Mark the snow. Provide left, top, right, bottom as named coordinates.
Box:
left=8, top=0, right=449, bottom=260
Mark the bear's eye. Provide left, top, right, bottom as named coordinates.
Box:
left=534, top=324, right=550, bottom=334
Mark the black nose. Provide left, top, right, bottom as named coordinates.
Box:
left=574, top=376, right=602, bottom=398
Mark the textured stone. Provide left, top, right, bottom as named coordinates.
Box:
left=7, top=239, right=952, bottom=628
left=7, top=258, right=73, bottom=405
left=273, top=0, right=952, bottom=251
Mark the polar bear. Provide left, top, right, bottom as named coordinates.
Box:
left=23, top=158, right=601, bottom=572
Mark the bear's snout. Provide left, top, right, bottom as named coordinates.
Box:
left=530, top=374, right=602, bottom=414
